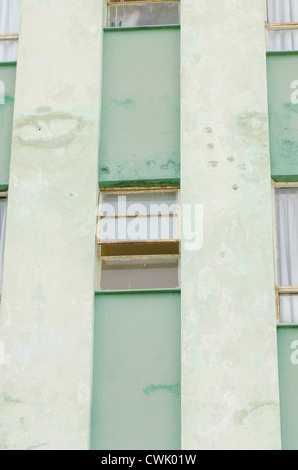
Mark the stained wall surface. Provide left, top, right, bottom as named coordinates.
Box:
left=0, top=0, right=104, bottom=450
left=180, top=0, right=281, bottom=450
left=91, top=291, right=181, bottom=450
left=99, top=27, right=180, bottom=187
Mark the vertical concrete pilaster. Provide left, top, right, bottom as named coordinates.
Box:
left=0, top=0, right=104, bottom=450
left=181, top=0, right=281, bottom=450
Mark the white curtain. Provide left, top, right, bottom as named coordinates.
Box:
left=268, top=0, right=298, bottom=50
left=276, top=188, right=298, bottom=323
left=0, top=198, right=7, bottom=295
left=0, top=0, right=20, bottom=62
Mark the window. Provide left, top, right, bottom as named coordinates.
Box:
left=107, top=0, right=180, bottom=28
left=267, top=0, right=298, bottom=51
left=0, top=0, right=21, bottom=62
left=0, top=196, right=7, bottom=296
left=274, top=184, right=298, bottom=323
left=96, top=188, right=180, bottom=290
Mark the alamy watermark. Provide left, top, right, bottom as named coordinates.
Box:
left=0, top=81, right=5, bottom=105
left=97, top=197, right=204, bottom=251
left=0, top=340, right=6, bottom=365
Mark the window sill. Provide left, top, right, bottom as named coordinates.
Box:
left=104, top=24, right=180, bottom=32
left=0, top=61, right=17, bottom=66
left=267, top=50, right=298, bottom=56
left=95, top=288, right=181, bottom=295
left=277, top=323, right=298, bottom=328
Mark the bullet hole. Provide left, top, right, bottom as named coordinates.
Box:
left=237, top=163, right=246, bottom=171
left=205, top=127, right=213, bottom=134
left=232, top=184, right=239, bottom=191
left=208, top=161, right=218, bottom=168
left=207, top=143, right=214, bottom=149
left=227, top=156, right=234, bottom=163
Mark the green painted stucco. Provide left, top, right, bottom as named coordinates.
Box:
left=277, top=326, right=298, bottom=450
left=267, top=52, right=298, bottom=180
left=99, top=27, right=180, bottom=187
left=181, top=0, right=281, bottom=449
left=0, top=63, right=16, bottom=188
left=91, top=291, right=181, bottom=450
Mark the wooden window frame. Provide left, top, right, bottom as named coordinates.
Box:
left=106, top=0, right=181, bottom=28
left=0, top=34, right=18, bottom=42
left=272, top=181, right=298, bottom=324
left=265, top=0, right=298, bottom=50
left=96, top=187, right=181, bottom=291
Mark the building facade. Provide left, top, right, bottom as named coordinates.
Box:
left=0, top=0, right=297, bottom=450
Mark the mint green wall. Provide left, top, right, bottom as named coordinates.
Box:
left=277, top=327, right=298, bottom=450
left=267, top=53, right=298, bottom=181
left=0, top=63, right=16, bottom=188
left=91, top=291, right=181, bottom=450
left=99, top=27, right=180, bottom=187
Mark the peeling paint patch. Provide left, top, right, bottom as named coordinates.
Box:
left=36, top=106, right=52, bottom=114
left=237, top=163, right=246, bottom=171
left=282, top=139, right=298, bottom=155
left=142, top=383, right=180, bottom=396
left=14, top=112, right=85, bottom=148
left=160, top=159, right=180, bottom=172
left=100, top=166, right=110, bottom=175
left=283, top=102, right=298, bottom=114
left=234, top=403, right=280, bottom=436
left=111, top=98, right=135, bottom=108
left=0, top=392, right=22, bottom=404
left=27, top=443, right=48, bottom=450
left=208, top=161, right=218, bottom=168
left=236, top=110, right=267, bottom=136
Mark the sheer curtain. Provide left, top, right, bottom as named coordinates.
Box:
left=0, top=0, right=20, bottom=62
left=276, top=188, right=298, bottom=323
left=0, top=198, right=7, bottom=295
left=268, top=0, right=298, bottom=51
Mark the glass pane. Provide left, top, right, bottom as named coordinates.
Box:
left=0, top=0, right=21, bottom=62
left=107, top=2, right=180, bottom=28
left=100, top=257, right=179, bottom=290
left=101, top=191, right=179, bottom=216
left=99, top=214, right=178, bottom=241
left=279, top=294, right=298, bottom=324
left=268, top=29, right=298, bottom=51
left=100, top=241, right=180, bottom=256
left=267, top=0, right=298, bottom=24
left=0, top=40, right=18, bottom=62
left=275, top=188, right=298, bottom=287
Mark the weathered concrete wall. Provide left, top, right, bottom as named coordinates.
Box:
left=0, top=0, right=103, bottom=450
left=181, top=0, right=281, bottom=449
